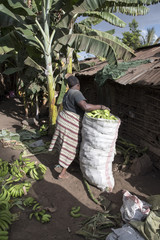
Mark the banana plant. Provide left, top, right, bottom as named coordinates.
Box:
left=0, top=0, right=160, bottom=128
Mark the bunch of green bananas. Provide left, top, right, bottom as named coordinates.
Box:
left=8, top=182, right=31, bottom=198
left=19, top=155, right=35, bottom=173
left=22, top=161, right=36, bottom=174
left=0, top=230, right=9, bottom=240
left=23, top=197, right=37, bottom=207
left=0, top=160, right=9, bottom=178
left=41, top=213, right=52, bottom=223
left=28, top=163, right=47, bottom=180
left=4, top=175, right=13, bottom=185
left=0, top=188, right=10, bottom=203
left=10, top=163, right=24, bottom=180
left=86, top=109, right=117, bottom=120
left=8, top=156, right=47, bottom=182
left=28, top=201, right=52, bottom=223
left=9, top=154, right=34, bottom=177
left=29, top=209, right=51, bottom=223
left=0, top=209, right=12, bottom=231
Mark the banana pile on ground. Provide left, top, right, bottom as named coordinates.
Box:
left=86, top=109, right=118, bottom=120
left=0, top=209, right=12, bottom=231
left=116, top=137, right=148, bottom=167
left=28, top=163, right=47, bottom=180
left=0, top=191, right=13, bottom=240
left=0, top=230, right=9, bottom=240
left=0, top=154, right=47, bottom=183
left=8, top=182, right=31, bottom=198
left=23, top=197, right=52, bottom=223
left=0, top=154, right=49, bottom=238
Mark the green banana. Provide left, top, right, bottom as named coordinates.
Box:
left=32, top=169, right=40, bottom=180
left=0, top=219, right=9, bottom=231
left=0, top=189, right=7, bottom=202
left=32, top=203, right=41, bottom=211
left=86, top=109, right=118, bottom=120
left=70, top=206, right=81, bottom=218
left=23, top=197, right=37, bottom=207
left=38, top=164, right=47, bottom=174
left=41, top=214, right=51, bottom=223
left=0, top=230, right=8, bottom=236
left=5, top=175, right=13, bottom=184
left=34, top=212, right=41, bottom=221
left=29, top=213, right=34, bottom=220
left=29, top=169, right=35, bottom=180
left=0, top=236, right=8, bottom=240
left=38, top=210, right=46, bottom=216
left=0, top=163, right=9, bottom=177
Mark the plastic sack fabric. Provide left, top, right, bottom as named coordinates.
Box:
left=120, top=191, right=151, bottom=222
left=106, top=224, right=145, bottom=240
left=79, top=113, right=121, bottom=191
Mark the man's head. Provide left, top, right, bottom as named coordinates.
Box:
left=67, top=76, right=80, bottom=89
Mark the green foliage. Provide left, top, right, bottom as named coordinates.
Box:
left=94, top=59, right=151, bottom=86
left=141, top=27, right=160, bottom=46
left=122, top=18, right=141, bottom=50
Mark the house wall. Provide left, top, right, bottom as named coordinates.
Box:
left=97, top=80, right=160, bottom=169
left=77, top=75, right=98, bottom=104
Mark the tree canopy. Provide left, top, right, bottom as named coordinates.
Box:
left=122, top=18, right=141, bottom=50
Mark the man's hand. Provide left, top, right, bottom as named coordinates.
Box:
left=101, top=105, right=110, bottom=111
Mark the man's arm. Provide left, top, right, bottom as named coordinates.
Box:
left=78, top=100, right=110, bottom=112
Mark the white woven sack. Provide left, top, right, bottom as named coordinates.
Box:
left=80, top=113, right=121, bottom=191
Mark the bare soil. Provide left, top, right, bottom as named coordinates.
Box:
left=0, top=97, right=160, bottom=240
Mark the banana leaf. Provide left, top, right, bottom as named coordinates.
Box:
left=0, top=31, right=19, bottom=54
left=0, top=0, right=35, bottom=16
left=56, top=33, right=117, bottom=65
left=0, top=3, right=26, bottom=27
left=24, top=57, right=43, bottom=71
left=3, top=67, right=23, bottom=75
left=0, top=53, right=13, bottom=63
left=74, top=25, right=134, bottom=60
left=81, top=11, right=126, bottom=28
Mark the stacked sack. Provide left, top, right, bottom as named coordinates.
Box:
left=79, top=109, right=121, bottom=191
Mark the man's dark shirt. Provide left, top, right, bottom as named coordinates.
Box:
left=63, top=89, right=86, bottom=117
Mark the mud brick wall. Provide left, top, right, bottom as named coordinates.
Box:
left=97, top=80, right=160, bottom=169
left=77, top=75, right=97, bottom=104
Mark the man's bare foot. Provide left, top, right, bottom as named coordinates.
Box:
left=58, top=167, right=69, bottom=179
left=58, top=172, right=69, bottom=179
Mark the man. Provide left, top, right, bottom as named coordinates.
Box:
left=48, top=75, right=108, bottom=179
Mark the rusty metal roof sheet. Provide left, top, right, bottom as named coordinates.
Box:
left=76, top=44, right=160, bottom=86
left=76, top=58, right=108, bottom=76
left=116, top=59, right=160, bottom=86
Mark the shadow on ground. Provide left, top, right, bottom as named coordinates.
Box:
left=10, top=178, right=97, bottom=240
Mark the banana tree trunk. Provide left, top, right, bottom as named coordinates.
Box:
left=67, top=47, right=73, bottom=74
left=45, top=50, right=57, bottom=128
left=56, top=47, right=73, bottom=112
left=42, top=0, right=57, bottom=128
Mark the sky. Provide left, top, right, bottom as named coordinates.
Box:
left=78, top=3, right=160, bottom=60
left=93, top=4, right=160, bottom=39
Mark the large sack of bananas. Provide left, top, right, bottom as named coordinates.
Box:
left=79, top=109, right=121, bottom=191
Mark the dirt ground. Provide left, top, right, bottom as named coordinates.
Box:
left=0, top=97, right=160, bottom=240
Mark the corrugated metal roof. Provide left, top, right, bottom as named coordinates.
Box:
left=117, top=44, right=160, bottom=85
left=76, top=44, right=160, bottom=86
left=76, top=58, right=108, bottom=76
